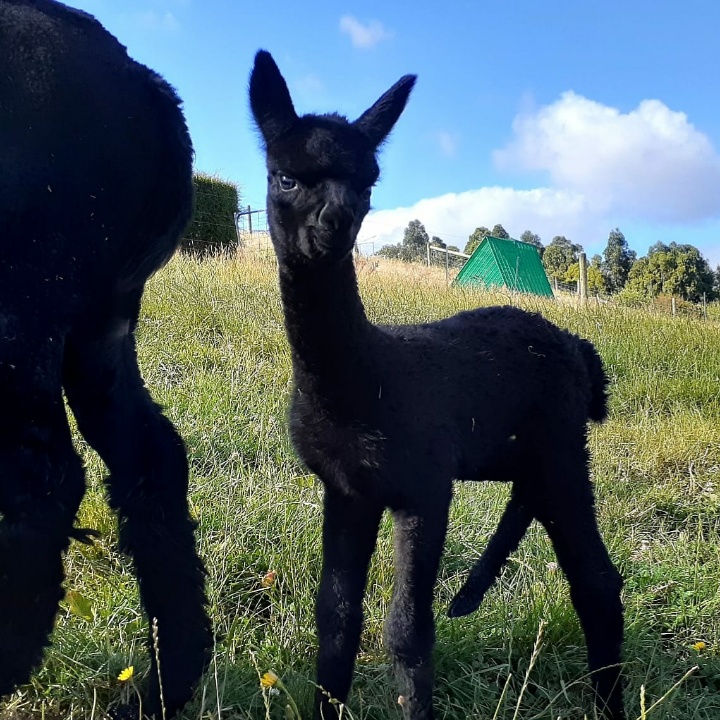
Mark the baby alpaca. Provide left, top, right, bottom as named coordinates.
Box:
left=1, top=1, right=211, bottom=716
left=249, top=50, right=624, bottom=720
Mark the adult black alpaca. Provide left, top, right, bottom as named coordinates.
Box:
left=1, top=1, right=211, bottom=716
left=249, top=51, right=624, bottom=720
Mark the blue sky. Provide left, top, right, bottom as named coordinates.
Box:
left=71, top=0, right=720, bottom=265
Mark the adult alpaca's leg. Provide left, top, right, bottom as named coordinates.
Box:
left=384, top=484, right=452, bottom=720
left=0, top=324, right=85, bottom=693
left=314, top=487, right=383, bottom=720
left=63, top=294, right=211, bottom=718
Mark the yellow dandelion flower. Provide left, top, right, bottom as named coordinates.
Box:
left=260, top=670, right=279, bottom=688
left=262, top=571, right=277, bottom=588
left=692, top=641, right=707, bottom=652
left=118, top=666, right=135, bottom=682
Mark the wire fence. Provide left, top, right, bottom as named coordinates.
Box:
left=238, top=230, right=273, bottom=256
left=426, top=244, right=469, bottom=283
left=368, top=249, right=718, bottom=321
left=236, top=205, right=268, bottom=235
left=191, top=210, right=718, bottom=322
left=234, top=205, right=273, bottom=256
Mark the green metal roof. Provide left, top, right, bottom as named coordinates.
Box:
left=454, top=236, right=553, bottom=297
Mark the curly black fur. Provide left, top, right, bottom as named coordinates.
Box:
left=0, top=1, right=211, bottom=715
left=249, top=50, right=624, bottom=720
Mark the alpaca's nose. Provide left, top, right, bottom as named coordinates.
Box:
left=318, top=203, right=353, bottom=232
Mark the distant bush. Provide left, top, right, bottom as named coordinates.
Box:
left=614, top=287, right=648, bottom=309
left=651, top=294, right=703, bottom=319
left=615, top=288, right=706, bottom=318
left=181, top=173, right=240, bottom=255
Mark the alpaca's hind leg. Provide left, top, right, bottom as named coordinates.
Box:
left=384, top=485, right=452, bottom=720
left=0, top=327, right=85, bottom=694
left=63, top=301, right=211, bottom=718
left=530, top=452, right=624, bottom=720
left=448, top=492, right=533, bottom=618
left=314, top=487, right=383, bottom=720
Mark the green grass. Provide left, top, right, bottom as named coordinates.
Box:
left=3, top=252, right=720, bottom=719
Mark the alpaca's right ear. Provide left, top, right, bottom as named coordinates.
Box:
left=249, top=50, right=298, bottom=145
left=353, top=74, right=416, bottom=149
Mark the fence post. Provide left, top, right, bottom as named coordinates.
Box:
left=671, top=296, right=676, bottom=316
left=445, top=246, right=449, bottom=285
left=578, top=252, right=588, bottom=304
left=426, top=242, right=430, bottom=267
left=234, top=212, right=242, bottom=251
left=703, top=292, right=707, bottom=320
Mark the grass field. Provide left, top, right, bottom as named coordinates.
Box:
left=2, top=252, right=720, bottom=720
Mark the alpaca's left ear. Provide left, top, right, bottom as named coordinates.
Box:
left=249, top=50, right=298, bottom=145
left=353, top=74, right=416, bottom=148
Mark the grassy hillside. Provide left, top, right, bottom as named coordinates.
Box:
left=3, top=253, right=720, bottom=720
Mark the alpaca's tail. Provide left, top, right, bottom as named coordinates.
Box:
left=578, top=337, right=609, bottom=423
left=448, top=496, right=533, bottom=618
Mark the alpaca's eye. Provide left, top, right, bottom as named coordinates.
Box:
left=360, top=187, right=372, bottom=202
left=279, top=175, right=297, bottom=191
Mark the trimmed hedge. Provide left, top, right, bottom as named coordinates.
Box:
left=181, top=173, right=240, bottom=255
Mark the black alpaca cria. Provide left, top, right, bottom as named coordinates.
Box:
left=0, top=1, right=211, bottom=716
left=249, top=51, right=624, bottom=720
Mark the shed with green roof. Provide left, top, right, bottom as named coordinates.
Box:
left=454, top=236, right=553, bottom=297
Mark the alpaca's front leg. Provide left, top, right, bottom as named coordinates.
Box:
left=384, top=486, right=452, bottom=720
left=63, top=320, right=212, bottom=718
left=0, top=342, right=85, bottom=694
left=315, top=487, right=383, bottom=720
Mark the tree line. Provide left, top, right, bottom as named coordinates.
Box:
left=376, top=220, right=720, bottom=303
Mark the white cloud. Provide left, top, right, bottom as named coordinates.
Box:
left=339, top=15, right=393, bottom=49
left=293, top=73, right=325, bottom=103
left=494, top=91, right=720, bottom=223
left=359, top=186, right=603, bottom=252
left=437, top=131, right=458, bottom=157
left=163, top=11, right=180, bottom=31
left=359, top=93, right=720, bottom=262
left=135, top=10, right=180, bottom=33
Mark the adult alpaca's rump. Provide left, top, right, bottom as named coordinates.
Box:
left=0, top=1, right=211, bottom=716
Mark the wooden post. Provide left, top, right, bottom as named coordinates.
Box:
left=671, top=296, right=676, bottom=316
left=703, top=292, right=707, bottom=320
left=247, top=205, right=252, bottom=235
left=445, top=246, right=449, bottom=285
left=234, top=212, right=242, bottom=251
left=578, top=252, right=588, bottom=304
left=426, top=242, right=430, bottom=267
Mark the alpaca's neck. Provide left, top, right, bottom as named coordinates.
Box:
left=277, top=253, right=376, bottom=400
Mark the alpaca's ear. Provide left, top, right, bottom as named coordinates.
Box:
left=353, top=75, right=416, bottom=148
left=249, top=50, right=298, bottom=145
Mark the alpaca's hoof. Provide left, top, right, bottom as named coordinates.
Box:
left=107, top=703, right=140, bottom=720
left=69, top=526, right=101, bottom=545
left=447, top=590, right=483, bottom=618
